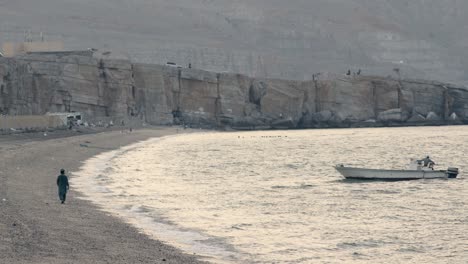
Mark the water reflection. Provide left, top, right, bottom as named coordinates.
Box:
left=75, top=126, right=468, bottom=263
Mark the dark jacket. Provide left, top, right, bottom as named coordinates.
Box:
left=57, top=174, right=69, bottom=193
left=422, top=157, right=434, bottom=167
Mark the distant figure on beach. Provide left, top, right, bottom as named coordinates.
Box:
left=357, top=69, right=361, bottom=75
left=346, top=70, right=351, bottom=75
left=56, top=169, right=69, bottom=204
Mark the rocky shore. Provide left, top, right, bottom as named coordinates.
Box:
left=0, top=127, right=206, bottom=264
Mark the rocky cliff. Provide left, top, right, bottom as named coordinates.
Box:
left=1, top=51, right=467, bottom=129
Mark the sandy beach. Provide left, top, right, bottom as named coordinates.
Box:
left=0, top=127, right=205, bottom=264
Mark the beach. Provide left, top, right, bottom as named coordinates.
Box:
left=0, top=127, right=204, bottom=264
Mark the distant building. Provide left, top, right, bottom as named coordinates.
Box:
left=2, top=41, right=65, bottom=57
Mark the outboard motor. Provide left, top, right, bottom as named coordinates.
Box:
left=447, top=167, right=459, bottom=178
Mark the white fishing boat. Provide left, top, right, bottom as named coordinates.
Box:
left=335, top=159, right=459, bottom=180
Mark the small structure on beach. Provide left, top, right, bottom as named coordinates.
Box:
left=0, top=114, right=66, bottom=132
left=47, top=112, right=84, bottom=127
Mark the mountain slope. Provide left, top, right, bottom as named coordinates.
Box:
left=1, top=0, right=467, bottom=84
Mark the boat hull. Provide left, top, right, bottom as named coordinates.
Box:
left=335, top=166, right=450, bottom=180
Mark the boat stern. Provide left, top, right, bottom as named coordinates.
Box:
left=447, top=167, right=459, bottom=178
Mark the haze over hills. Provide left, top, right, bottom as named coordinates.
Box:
left=1, top=0, right=467, bottom=85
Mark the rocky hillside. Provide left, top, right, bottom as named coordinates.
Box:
left=1, top=0, right=467, bottom=85
left=1, top=52, right=467, bottom=130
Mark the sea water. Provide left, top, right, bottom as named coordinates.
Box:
left=74, top=126, right=468, bottom=263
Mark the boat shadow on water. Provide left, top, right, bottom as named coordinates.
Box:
left=333, top=177, right=457, bottom=184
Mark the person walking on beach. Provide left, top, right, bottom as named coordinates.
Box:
left=56, top=169, right=69, bottom=204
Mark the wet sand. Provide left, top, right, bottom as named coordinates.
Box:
left=0, top=127, right=205, bottom=264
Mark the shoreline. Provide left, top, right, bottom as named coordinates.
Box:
left=0, top=127, right=206, bottom=263
left=73, top=135, right=237, bottom=263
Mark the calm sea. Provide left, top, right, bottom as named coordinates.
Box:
left=74, top=126, right=468, bottom=263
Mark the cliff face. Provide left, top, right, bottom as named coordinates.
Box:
left=1, top=52, right=467, bottom=129
left=0, top=51, right=135, bottom=119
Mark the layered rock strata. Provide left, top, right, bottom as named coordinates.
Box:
left=1, top=51, right=467, bottom=129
